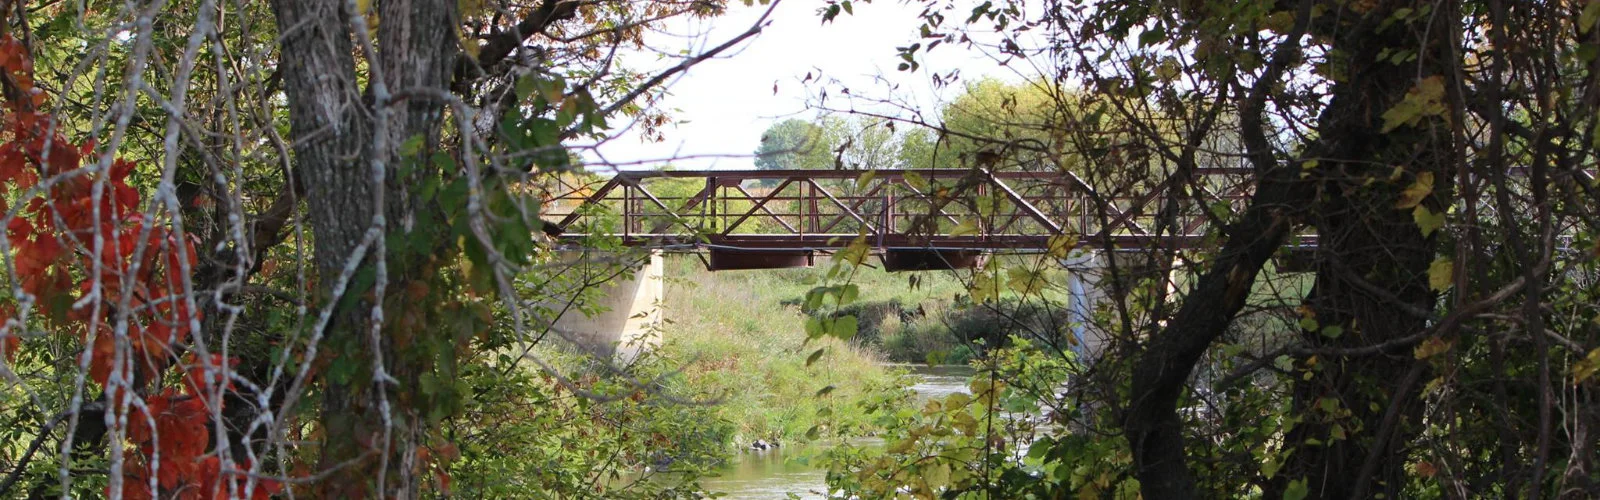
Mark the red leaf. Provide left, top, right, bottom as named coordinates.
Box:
left=183, top=353, right=234, bottom=406
left=1, top=334, right=17, bottom=364
left=85, top=330, right=116, bottom=386
left=0, top=303, right=16, bottom=362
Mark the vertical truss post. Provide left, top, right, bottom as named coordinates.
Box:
left=808, top=181, right=821, bottom=235
left=622, top=184, right=633, bottom=240
left=880, top=185, right=893, bottom=248
left=704, top=176, right=716, bottom=236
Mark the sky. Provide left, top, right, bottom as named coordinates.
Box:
left=581, top=0, right=1026, bottom=170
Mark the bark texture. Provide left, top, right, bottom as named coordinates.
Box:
left=268, top=0, right=456, bottom=494
left=1278, top=1, right=1458, bottom=497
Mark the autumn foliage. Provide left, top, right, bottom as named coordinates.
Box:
left=2, top=33, right=278, bottom=499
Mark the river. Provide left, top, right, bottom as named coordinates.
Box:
left=695, top=364, right=975, bottom=499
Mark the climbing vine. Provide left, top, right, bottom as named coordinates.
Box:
left=0, top=33, right=278, bottom=499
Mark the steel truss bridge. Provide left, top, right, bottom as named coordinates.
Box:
left=546, top=168, right=1316, bottom=270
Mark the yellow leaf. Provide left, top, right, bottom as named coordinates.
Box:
left=1413, top=205, right=1445, bottom=237
left=1414, top=337, right=1452, bottom=360
left=834, top=236, right=871, bottom=265
left=925, top=463, right=952, bottom=490
left=1381, top=76, right=1448, bottom=133
left=856, top=169, right=877, bottom=190
left=1572, top=348, right=1600, bottom=384
left=968, top=271, right=1000, bottom=304
left=459, top=27, right=481, bottom=59
left=886, top=437, right=917, bottom=454
left=1395, top=171, right=1434, bottom=208
left=950, top=219, right=981, bottom=237
left=1261, top=11, right=1296, bottom=33
left=953, top=412, right=978, bottom=435
left=1047, top=234, right=1078, bottom=258
left=903, top=171, right=928, bottom=191
left=944, top=392, right=971, bottom=410
left=1007, top=267, right=1046, bottom=295
left=1428, top=257, right=1453, bottom=292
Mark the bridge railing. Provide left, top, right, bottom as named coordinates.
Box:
left=544, top=168, right=1260, bottom=250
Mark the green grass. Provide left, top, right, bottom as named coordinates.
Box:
left=640, top=256, right=937, bottom=447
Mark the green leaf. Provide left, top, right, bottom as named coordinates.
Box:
left=804, top=316, right=826, bottom=339
left=1284, top=478, right=1309, bottom=500
left=1262, top=457, right=1282, bottom=479
left=803, top=287, right=827, bottom=313
left=1299, top=316, right=1320, bottom=332
left=832, top=315, right=858, bottom=340
left=838, top=284, right=859, bottom=305
left=1320, top=325, right=1344, bottom=339
left=822, top=4, right=841, bottom=23
left=399, top=134, right=425, bottom=157
left=1578, top=43, right=1600, bottom=62
left=1274, top=355, right=1296, bottom=372
left=1582, top=0, right=1600, bottom=34
left=1138, top=25, right=1166, bottom=47
left=805, top=348, right=826, bottom=367
left=514, top=75, right=537, bottom=100
left=967, top=1, right=992, bottom=24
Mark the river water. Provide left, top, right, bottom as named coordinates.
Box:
left=696, top=364, right=975, bottom=499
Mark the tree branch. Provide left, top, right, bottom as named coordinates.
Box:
left=453, top=0, right=580, bottom=90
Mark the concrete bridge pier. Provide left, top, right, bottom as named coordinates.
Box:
left=1059, top=249, right=1176, bottom=362
left=548, top=250, right=665, bottom=364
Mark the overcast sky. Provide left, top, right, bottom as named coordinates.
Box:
left=581, top=1, right=1026, bottom=170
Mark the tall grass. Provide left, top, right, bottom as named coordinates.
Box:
left=642, top=256, right=922, bottom=447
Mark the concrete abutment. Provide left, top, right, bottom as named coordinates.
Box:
left=547, top=250, right=665, bottom=364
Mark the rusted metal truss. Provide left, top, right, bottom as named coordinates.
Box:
left=546, top=168, right=1316, bottom=253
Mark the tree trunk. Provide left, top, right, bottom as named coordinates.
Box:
left=1276, top=1, right=1458, bottom=498
left=1125, top=1, right=1459, bottom=497
left=268, top=0, right=457, bottom=495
